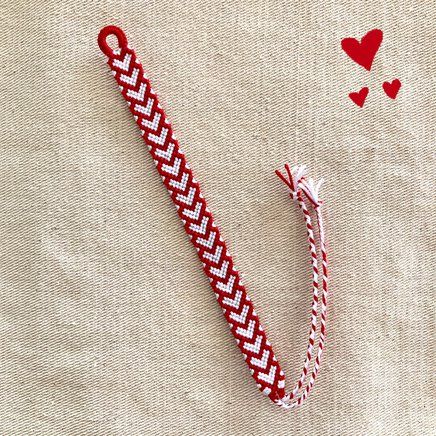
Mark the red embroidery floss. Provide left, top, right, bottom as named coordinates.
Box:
left=97, top=26, right=329, bottom=409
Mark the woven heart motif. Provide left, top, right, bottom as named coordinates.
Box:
left=383, top=79, right=401, bottom=99
left=341, top=29, right=383, bottom=71
left=349, top=87, right=369, bottom=108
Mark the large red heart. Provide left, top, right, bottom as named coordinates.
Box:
left=383, top=79, right=401, bottom=99
left=349, top=87, right=369, bottom=108
left=341, top=29, right=383, bottom=71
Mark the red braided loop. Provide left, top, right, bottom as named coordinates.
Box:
left=97, top=26, right=329, bottom=409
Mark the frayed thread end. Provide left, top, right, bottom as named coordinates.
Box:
left=276, top=164, right=324, bottom=207
left=275, top=164, right=307, bottom=200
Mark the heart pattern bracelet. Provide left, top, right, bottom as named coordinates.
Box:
left=97, top=26, right=329, bottom=409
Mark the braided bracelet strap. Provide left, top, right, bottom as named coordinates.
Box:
left=98, top=26, right=329, bottom=409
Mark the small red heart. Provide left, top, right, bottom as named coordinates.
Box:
left=349, top=87, right=369, bottom=108
left=383, top=79, right=401, bottom=99
left=341, top=29, right=383, bottom=71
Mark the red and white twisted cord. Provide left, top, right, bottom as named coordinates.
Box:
left=275, top=167, right=328, bottom=408
left=97, top=26, right=329, bottom=409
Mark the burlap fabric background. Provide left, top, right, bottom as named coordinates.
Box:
left=1, top=1, right=434, bottom=435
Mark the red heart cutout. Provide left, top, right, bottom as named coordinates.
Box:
left=383, top=79, right=401, bottom=99
left=341, top=29, right=383, bottom=71
left=349, top=87, right=369, bottom=108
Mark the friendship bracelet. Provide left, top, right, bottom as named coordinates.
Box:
left=97, top=26, right=329, bottom=409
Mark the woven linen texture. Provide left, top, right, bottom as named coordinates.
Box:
left=0, top=0, right=435, bottom=434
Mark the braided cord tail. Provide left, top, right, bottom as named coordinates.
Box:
left=290, top=193, right=319, bottom=398
left=310, top=202, right=328, bottom=389
left=275, top=168, right=329, bottom=409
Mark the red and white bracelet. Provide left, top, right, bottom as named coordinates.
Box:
left=98, top=26, right=329, bottom=409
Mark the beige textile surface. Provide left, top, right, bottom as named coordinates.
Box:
left=0, top=1, right=435, bottom=435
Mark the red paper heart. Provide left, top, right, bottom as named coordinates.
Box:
left=341, top=29, right=383, bottom=71
left=349, top=87, right=369, bottom=108
left=383, top=79, right=401, bottom=99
